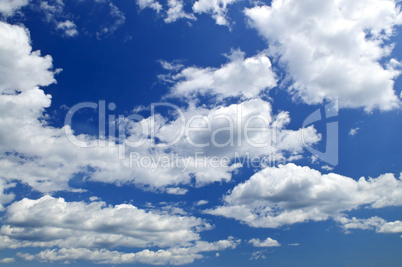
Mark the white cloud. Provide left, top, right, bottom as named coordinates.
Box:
left=0, top=22, right=56, bottom=92
left=137, top=0, right=162, bottom=13
left=338, top=216, right=402, bottom=234
left=207, top=164, right=402, bottom=228
left=0, top=0, right=29, bottom=16
left=137, top=0, right=196, bottom=23
left=349, top=127, right=360, bottom=136
left=192, top=0, right=238, bottom=26
left=0, top=196, right=210, bottom=249
left=166, top=49, right=277, bottom=99
left=39, top=0, right=65, bottom=22
left=56, top=20, right=78, bottom=37
left=245, top=0, right=402, bottom=111
left=166, top=187, right=189, bottom=195
left=165, top=0, right=196, bottom=23
left=0, top=196, right=239, bottom=265
left=195, top=200, right=208, bottom=206
left=16, top=237, right=240, bottom=265
left=321, top=165, right=334, bottom=171
left=0, top=257, right=15, bottom=263
left=249, top=237, right=280, bottom=247
left=0, top=21, right=319, bottom=195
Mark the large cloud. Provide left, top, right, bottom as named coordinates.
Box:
left=207, top=164, right=402, bottom=228
left=0, top=196, right=239, bottom=265
left=16, top=238, right=240, bottom=265
left=0, top=21, right=319, bottom=194
left=245, top=0, right=402, bottom=111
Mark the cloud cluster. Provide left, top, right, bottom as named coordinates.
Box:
left=207, top=164, right=402, bottom=228
left=192, top=0, right=238, bottom=26
left=164, top=49, right=277, bottom=99
left=16, top=237, right=240, bottom=265
left=0, top=21, right=320, bottom=194
left=245, top=0, right=402, bottom=111
left=338, top=216, right=402, bottom=234
left=137, top=0, right=238, bottom=26
left=0, top=196, right=239, bottom=265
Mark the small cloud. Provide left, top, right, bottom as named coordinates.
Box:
left=0, top=257, right=15, bottom=263
left=89, top=196, right=100, bottom=202
left=56, top=20, right=78, bottom=37
left=249, top=250, right=266, bottom=260
left=249, top=237, right=281, bottom=247
left=288, top=243, right=300, bottom=246
left=321, top=165, right=334, bottom=171
left=165, top=187, right=188, bottom=195
left=215, top=253, right=220, bottom=257
left=195, top=200, right=208, bottom=206
left=310, top=155, right=319, bottom=164
left=349, top=127, right=360, bottom=136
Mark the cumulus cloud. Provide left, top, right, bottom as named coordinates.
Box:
left=245, top=0, right=402, bottom=111
left=164, top=0, right=196, bottom=23
left=0, top=22, right=319, bottom=194
left=165, top=49, right=277, bottom=99
left=207, top=164, right=402, bottom=228
left=16, top=237, right=240, bottom=265
left=0, top=196, right=239, bottom=265
left=338, top=216, right=402, bottom=234
left=137, top=0, right=162, bottom=13
left=192, top=0, right=238, bottom=26
left=0, top=0, right=29, bottom=16
left=137, top=0, right=195, bottom=23
left=249, top=237, right=280, bottom=247
left=0, top=196, right=210, bottom=249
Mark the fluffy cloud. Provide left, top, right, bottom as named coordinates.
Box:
left=192, top=0, right=238, bottom=26
left=137, top=0, right=162, bottom=13
left=245, top=0, right=402, bottom=111
left=0, top=21, right=319, bottom=193
left=137, top=0, right=196, bottom=23
left=0, top=196, right=239, bottom=265
left=207, top=164, right=402, bottom=228
left=0, top=0, right=29, bottom=16
left=0, top=196, right=209, bottom=249
left=0, top=22, right=56, bottom=92
left=338, top=216, right=402, bottom=234
left=249, top=237, right=280, bottom=247
left=165, top=49, right=277, bottom=99
left=164, top=0, right=196, bottom=23
left=0, top=21, right=319, bottom=195
left=16, top=237, right=240, bottom=265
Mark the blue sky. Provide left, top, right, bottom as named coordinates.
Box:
left=0, top=0, right=402, bottom=266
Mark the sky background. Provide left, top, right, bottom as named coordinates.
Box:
left=0, top=0, right=402, bottom=266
